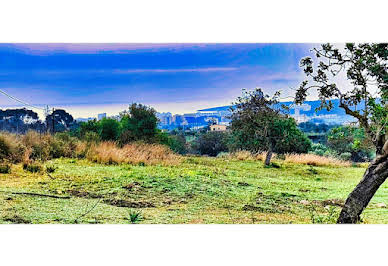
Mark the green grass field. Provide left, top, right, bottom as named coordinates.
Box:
left=0, top=156, right=387, bottom=224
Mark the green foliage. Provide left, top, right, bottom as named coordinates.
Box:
left=79, top=120, right=100, bottom=138
left=98, top=118, right=120, bottom=141
left=0, top=164, right=11, bottom=174
left=327, top=126, right=375, bottom=162
left=272, top=118, right=312, bottom=154
left=297, top=43, right=388, bottom=153
left=308, top=205, right=339, bottom=224
left=119, top=103, right=158, bottom=144
left=298, top=122, right=335, bottom=133
left=23, top=162, right=42, bottom=173
left=83, top=131, right=101, bottom=143
left=229, top=88, right=311, bottom=159
left=309, top=143, right=329, bottom=156
left=339, top=152, right=352, bottom=161
left=192, top=131, right=229, bottom=156
left=157, top=132, right=187, bottom=154
left=128, top=209, right=142, bottom=224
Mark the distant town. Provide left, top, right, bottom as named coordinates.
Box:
left=75, top=99, right=357, bottom=131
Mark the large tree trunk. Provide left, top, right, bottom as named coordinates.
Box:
left=264, top=150, right=273, bottom=166
left=337, top=152, right=388, bottom=223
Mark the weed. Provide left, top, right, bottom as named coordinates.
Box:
left=307, top=166, right=318, bottom=175
left=45, top=165, right=57, bottom=173
left=128, top=209, right=143, bottom=224
left=308, top=204, right=338, bottom=224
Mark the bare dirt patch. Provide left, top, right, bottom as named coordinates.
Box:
left=104, top=198, right=155, bottom=208
left=3, top=215, right=31, bottom=224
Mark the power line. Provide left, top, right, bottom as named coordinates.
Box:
left=0, top=88, right=46, bottom=110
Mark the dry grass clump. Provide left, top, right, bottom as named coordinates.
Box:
left=284, top=153, right=351, bottom=167
left=228, top=151, right=270, bottom=161
left=0, top=131, right=85, bottom=164
left=87, top=141, right=181, bottom=166
left=0, top=132, right=25, bottom=163
left=226, top=150, right=351, bottom=167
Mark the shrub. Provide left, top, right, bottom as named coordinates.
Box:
left=21, top=131, right=51, bottom=161
left=216, top=152, right=230, bottom=158
left=98, top=118, right=120, bottom=141
left=0, top=133, right=25, bottom=163
left=157, top=132, right=187, bottom=154
left=191, top=131, right=229, bottom=156
left=0, top=164, right=11, bottom=174
left=83, top=131, right=101, bottom=143
left=23, top=162, right=42, bottom=173
left=309, top=143, right=329, bottom=156
left=119, top=103, right=158, bottom=144
left=339, top=152, right=352, bottom=161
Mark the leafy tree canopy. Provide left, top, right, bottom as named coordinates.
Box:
left=296, top=43, right=388, bottom=153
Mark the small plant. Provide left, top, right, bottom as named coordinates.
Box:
left=307, top=166, right=318, bottom=175
left=23, top=162, right=42, bottom=173
left=308, top=204, right=338, bottom=224
left=128, top=209, right=143, bottom=224
left=0, top=163, right=11, bottom=174
left=45, top=165, right=57, bottom=173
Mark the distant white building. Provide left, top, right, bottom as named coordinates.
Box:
left=97, top=113, right=107, bottom=121
left=209, top=124, right=227, bottom=131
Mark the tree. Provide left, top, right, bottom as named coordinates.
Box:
left=192, top=131, right=229, bottom=156
left=46, top=109, right=75, bottom=133
left=229, top=88, right=311, bottom=165
left=296, top=43, right=388, bottom=223
left=98, top=118, right=120, bottom=141
left=79, top=119, right=99, bottom=137
left=119, top=103, right=158, bottom=144
left=327, top=126, right=374, bottom=162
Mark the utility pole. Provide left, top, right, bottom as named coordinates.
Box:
left=52, top=108, right=55, bottom=134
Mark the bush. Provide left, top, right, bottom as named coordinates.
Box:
left=23, top=162, right=42, bottom=173
left=192, top=131, right=229, bottom=156
left=83, top=131, right=101, bottom=143
left=99, top=118, right=120, bottom=141
left=216, top=152, right=230, bottom=158
left=0, top=133, right=25, bottom=163
left=0, top=164, right=11, bottom=174
left=119, top=103, right=158, bottom=144
left=309, top=143, right=329, bottom=156
left=339, top=152, right=352, bottom=161
left=157, top=132, right=187, bottom=154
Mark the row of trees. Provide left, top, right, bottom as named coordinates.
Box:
left=72, top=103, right=160, bottom=144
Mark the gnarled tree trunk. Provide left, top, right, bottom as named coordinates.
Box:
left=337, top=152, right=388, bottom=223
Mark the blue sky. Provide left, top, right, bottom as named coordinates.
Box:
left=0, top=43, right=316, bottom=118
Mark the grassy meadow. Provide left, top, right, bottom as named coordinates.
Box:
left=1, top=155, right=386, bottom=224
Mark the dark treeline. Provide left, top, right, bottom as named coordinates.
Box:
left=0, top=108, right=75, bottom=134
